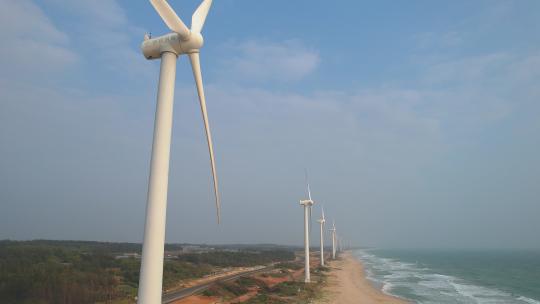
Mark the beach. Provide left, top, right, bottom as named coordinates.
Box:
left=318, top=252, right=408, bottom=304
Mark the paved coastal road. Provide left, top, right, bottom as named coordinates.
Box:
left=161, top=266, right=273, bottom=304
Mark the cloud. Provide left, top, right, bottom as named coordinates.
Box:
left=219, top=40, right=320, bottom=83
left=423, top=53, right=510, bottom=86
left=0, top=0, right=78, bottom=80
left=48, top=0, right=129, bottom=28
left=45, top=0, right=150, bottom=76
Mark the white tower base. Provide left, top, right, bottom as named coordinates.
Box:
left=319, top=223, right=324, bottom=266
left=304, top=205, right=311, bottom=283
left=332, top=232, right=336, bottom=259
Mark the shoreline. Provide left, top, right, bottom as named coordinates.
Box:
left=318, top=252, right=409, bottom=304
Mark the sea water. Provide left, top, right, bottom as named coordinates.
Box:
left=355, top=249, right=540, bottom=304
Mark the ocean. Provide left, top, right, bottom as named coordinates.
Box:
left=354, top=249, right=540, bottom=304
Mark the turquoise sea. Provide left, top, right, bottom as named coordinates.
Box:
left=354, top=249, right=540, bottom=304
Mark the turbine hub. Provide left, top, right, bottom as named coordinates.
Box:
left=181, top=32, right=204, bottom=53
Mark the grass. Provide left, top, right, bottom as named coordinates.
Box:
left=275, top=261, right=303, bottom=270
left=198, top=268, right=329, bottom=303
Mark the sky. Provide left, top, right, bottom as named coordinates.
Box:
left=1, top=0, right=539, bottom=249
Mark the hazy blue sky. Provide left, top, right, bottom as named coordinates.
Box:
left=1, top=0, right=539, bottom=248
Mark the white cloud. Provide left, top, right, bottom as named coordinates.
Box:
left=0, top=0, right=67, bottom=43
left=423, top=53, right=510, bottom=85
left=45, top=0, right=150, bottom=76
left=0, top=0, right=78, bottom=80
left=48, top=0, right=129, bottom=28
left=220, top=40, right=320, bottom=83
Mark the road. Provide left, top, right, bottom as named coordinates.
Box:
left=161, top=266, right=273, bottom=304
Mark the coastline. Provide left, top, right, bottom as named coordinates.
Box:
left=317, top=252, right=408, bottom=304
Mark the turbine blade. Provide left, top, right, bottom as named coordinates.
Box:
left=191, top=0, right=212, bottom=33
left=188, top=52, right=220, bottom=223
left=322, top=206, right=325, bottom=221
left=304, top=169, right=312, bottom=201
left=149, top=0, right=190, bottom=39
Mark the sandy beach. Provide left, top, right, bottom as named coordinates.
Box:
left=318, top=252, right=408, bottom=304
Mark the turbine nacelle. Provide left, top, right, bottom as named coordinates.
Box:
left=141, top=32, right=204, bottom=59
left=300, top=199, right=314, bottom=206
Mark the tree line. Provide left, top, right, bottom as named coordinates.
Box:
left=0, top=240, right=295, bottom=304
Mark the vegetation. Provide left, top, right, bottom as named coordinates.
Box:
left=313, top=265, right=330, bottom=274
left=177, top=250, right=295, bottom=267
left=275, top=261, right=303, bottom=270
left=271, top=281, right=322, bottom=302
left=0, top=240, right=295, bottom=304
left=199, top=278, right=259, bottom=300
left=260, top=271, right=288, bottom=278
left=0, top=243, right=127, bottom=303
left=244, top=294, right=287, bottom=304
left=199, top=266, right=327, bottom=304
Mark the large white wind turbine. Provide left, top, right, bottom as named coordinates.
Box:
left=300, top=176, right=315, bottom=283
left=317, top=207, right=326, bottom=266
left=137, top=1, right=219, bottom=303
left=329, top=220, right=336, bottom=259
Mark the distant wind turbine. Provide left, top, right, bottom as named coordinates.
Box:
left=137, top=1, right=220, bottom=303
left=330, top=219, right=336, bottom=259
left=317, top=207, right=326, bottom=266
left=300, top=173, right=315, bottom=283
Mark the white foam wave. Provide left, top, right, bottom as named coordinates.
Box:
left=353, top=249, right=539, bottom=304
left=518, top=296, right=540, bottom=304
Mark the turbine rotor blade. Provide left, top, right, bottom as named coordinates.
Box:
left=191, top=0, right=212, bottom=33
left=150, top=0, right=190, bottom=39
left=304, top=169, right=312, bottom=201
left=188, top=52, right=220, bottom=223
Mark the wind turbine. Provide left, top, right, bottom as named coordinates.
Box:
left=329, top=219, right=336, bottom=259
left=317, top=207, right=326, bottom=266
left=137, top=1, right=219, bottom=303
left=300, top=175, right=315, bottom=283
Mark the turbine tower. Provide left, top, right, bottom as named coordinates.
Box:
left=317, top=207, right=326, bottom=266
left=300, top=175, right=314, bottom=283
left=330, top=220, right=336, bottom=259
left=137, top=1, right=219, bottom=303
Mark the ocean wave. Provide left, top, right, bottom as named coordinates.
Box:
left=354, top=249, right=539, bottom=304
left=517, top=296, right=540, bottom=304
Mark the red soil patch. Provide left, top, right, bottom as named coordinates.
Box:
left=226, top=288, right=259, bottom=303
left=253, top=273, right=290, bottom=288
